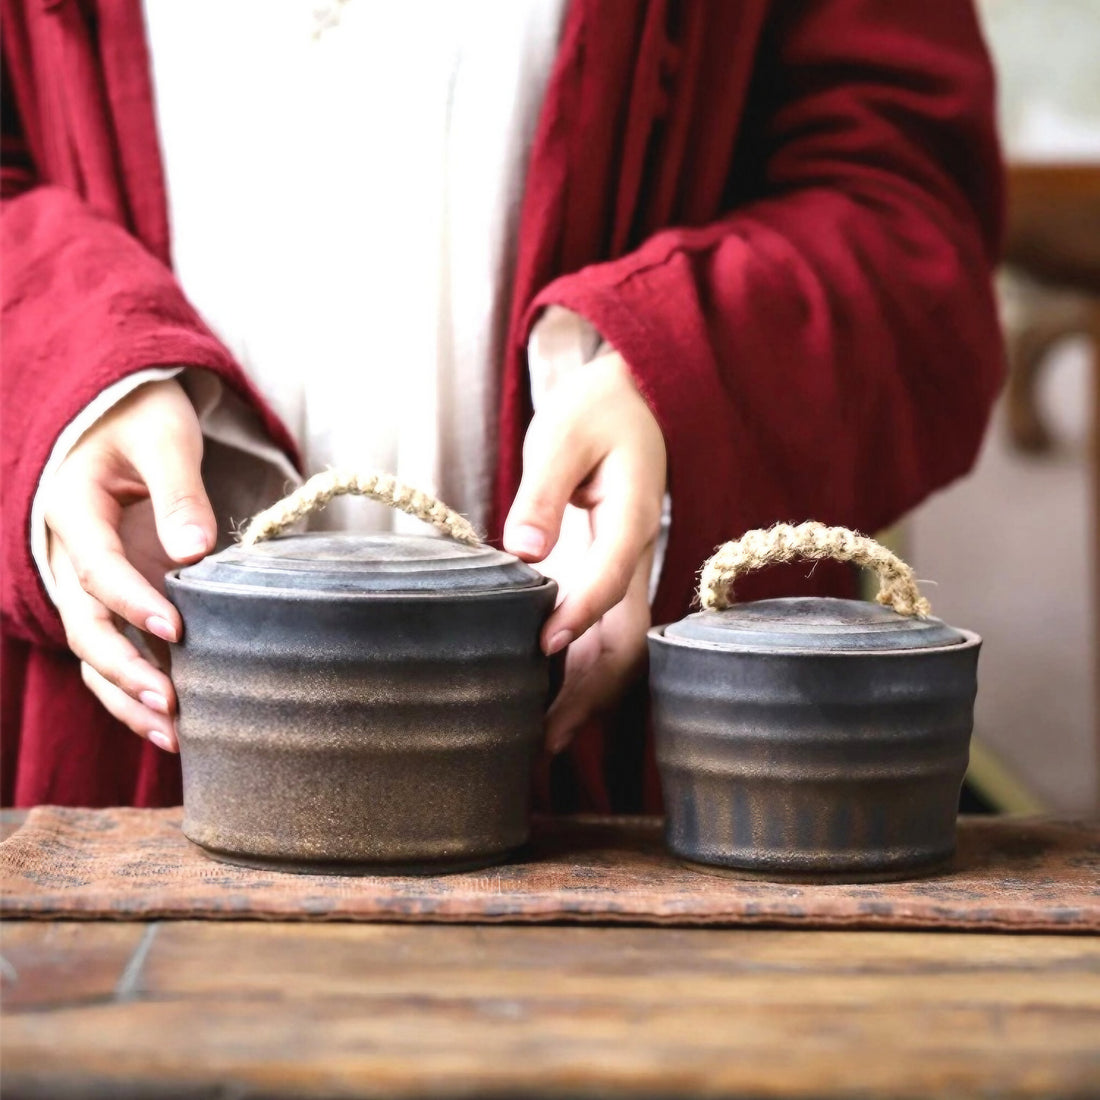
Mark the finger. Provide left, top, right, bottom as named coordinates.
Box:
left=540, top=460, right=658, bottom=653
left=52, top=546, right=178, bottom=709
left=81, top=662, right=178, bottom=752
left=129, top=404, right=216, bottom=563
left=48, top=485, right=182, bottom=643
left=544, top=580, right=650, bottom=754
left=543, top=631, right=605, bottom=753
left=545, top=635, right=643, bottom=755
left=503, top=407, right=600, bottom=562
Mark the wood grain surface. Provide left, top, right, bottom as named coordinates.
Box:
left=1005, top=162, right=1100, bottom=290
left=2, top=921, right=1098, bottom=1099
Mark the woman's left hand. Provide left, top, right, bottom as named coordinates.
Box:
left=503, top=350, right=666, bottom=753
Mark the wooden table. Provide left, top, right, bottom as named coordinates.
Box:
left=3, top=813, right=1099, bottom=1100
left=3, top=920, right=1099, bottom=1100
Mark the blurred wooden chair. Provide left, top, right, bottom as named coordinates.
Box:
left=1002, top=164, right=1100, bottom=453
left=1000, top=162, right=1100, bottom=804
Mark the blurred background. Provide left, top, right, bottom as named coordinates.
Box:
left=911, top=0, right=1100, bottom=814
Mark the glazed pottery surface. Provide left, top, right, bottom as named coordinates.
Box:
left=649, top=597, right=981, bottom=882
left=167, top=533, right=557, bottom=874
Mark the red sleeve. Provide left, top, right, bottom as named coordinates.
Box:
left=1, top=150, right=298, bottom=651
left=529, top=0, right=1005, bottom=618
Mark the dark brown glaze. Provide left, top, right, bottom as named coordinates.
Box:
left=167, top=534, right=557, bottom=873
left=649, top=598, right=980, bottom=882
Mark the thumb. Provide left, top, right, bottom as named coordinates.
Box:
left=504, top=412, right=596, bottom=562
left=131, top=399, right=216, bottom=563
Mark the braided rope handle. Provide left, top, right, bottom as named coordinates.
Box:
left=238, top=470, right=481, bottom=547
left=699, top=522, right=932, bottom=618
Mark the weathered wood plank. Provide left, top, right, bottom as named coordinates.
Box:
left=142, top=922, right=1099, bottom=978
left=7, top=998, right=1100, bottom=1100
left=3, top=923, right=1098, bottom=1099
left=0, top=922, right=151, bottom=1010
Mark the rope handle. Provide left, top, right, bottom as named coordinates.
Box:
left=698, top=522, right=931, bottom=618
left=238, top=470, right=481, bottom=547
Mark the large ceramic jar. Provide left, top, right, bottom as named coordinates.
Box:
left=648, top=524, right=981, bottom=882
left=166, top=472, right=557, bottom=874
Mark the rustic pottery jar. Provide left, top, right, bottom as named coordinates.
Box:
left=166, top=471, right=558, bottom=874
left=648, top=523, right=981, bottom=882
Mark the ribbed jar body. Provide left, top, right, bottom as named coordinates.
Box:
left=648, top=631, right=981, bottom=881
left=168, top=580, right=557, bottom=873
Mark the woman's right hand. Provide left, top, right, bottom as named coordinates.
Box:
left=42, top=378, right=216, bottom=752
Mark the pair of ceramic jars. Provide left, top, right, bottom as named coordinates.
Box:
left=167, top=474, right=980, bottom=882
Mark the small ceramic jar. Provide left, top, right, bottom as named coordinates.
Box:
left=648, top=524, right=980, bottom=882
left=166, top=472, right=557, bottom=874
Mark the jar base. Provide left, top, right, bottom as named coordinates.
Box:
left=675, top=853, right=954, bottom=885
left=190, top=839, right=522, bottom=878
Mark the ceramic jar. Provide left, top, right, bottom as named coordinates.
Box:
left=166, top=472, right=557, bottom=874
left=648, top=524, right=981, bottom=882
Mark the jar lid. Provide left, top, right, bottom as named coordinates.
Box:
left=171, top=533, right=545, bottom=596
left=662, top=597, right=967, bottom=653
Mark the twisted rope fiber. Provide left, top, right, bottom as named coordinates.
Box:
left=699, top=522, right=932, bottom=618
left=239, top=470, right=481, bottom=547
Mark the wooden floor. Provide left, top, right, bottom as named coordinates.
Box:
left=2, top=920, right=1099, bottom=1099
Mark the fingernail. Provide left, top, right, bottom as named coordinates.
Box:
left=139, top=690, right=170, bottom=715
left=147, top=729, right=176, bottom=753
left=507, top=524, right=545, bottom=558
left=171, top=524, right=209, bottom=559
left=546, top=630, right=573, bottom=656
left=145, top=615, right=177, bottom=643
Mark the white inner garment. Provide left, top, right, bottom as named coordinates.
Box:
left=143, top=0, right=568, bottom=534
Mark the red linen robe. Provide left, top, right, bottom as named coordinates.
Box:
left=1, top=0, right=1004, bottom=811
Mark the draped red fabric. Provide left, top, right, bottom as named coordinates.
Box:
left=1, top=0, right=1003, bottom=810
